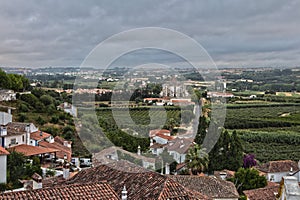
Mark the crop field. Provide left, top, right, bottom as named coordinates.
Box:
left=237, top=130, right=300, bottom=162
left=225, top=105, right=300, bottom=129
left=225, top=102, right=300, bottom=163
left=96, top=106, right=183, bottom=135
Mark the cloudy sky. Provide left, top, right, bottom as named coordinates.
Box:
left=0, top=0, right=300, bottom=68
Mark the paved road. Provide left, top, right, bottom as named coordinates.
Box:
left=180, top=100, right=202, bottom=139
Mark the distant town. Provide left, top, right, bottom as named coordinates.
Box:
left=0, top=66, right=300, bottom=199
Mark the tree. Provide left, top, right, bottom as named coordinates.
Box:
left=164, top=118, right=178, bottom=133
left=158, top=149, right=177, bottom=174
left=208, top=130, right=243, bottom=172
left=40, top=94, right=54, bottom=106
left=195, top=116, right=209, bottom=145
left=0, top=69, right=11, bottom=89
left=7, top=74, right=23, bottom=91
left=228, top=168, right=267, bottom=194
left=185, top=144, right=209, bottom=175
left=18, top=113, right=27, bottom=122
left=227, top=131, right=243, bottom=171
left=243, top=154, right=257, bottom=168
left=7, top=151, right=26, bottom=188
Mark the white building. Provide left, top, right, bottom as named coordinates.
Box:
left=0, top=89, right=16, bottom=101
left=257, top=160, right=300, bottom=183
left=0, top=111, right=12, bottom=125
left=277, top=176, right=300, bottom=200
left=0, top=146, right=9, bottom=183
left=165, top=137, right=194, bottom=164
left=57, top=102, right=77, bottom=117
left=0, top=123, right=38, bottom=148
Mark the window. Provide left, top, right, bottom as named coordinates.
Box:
left=270, top=175, right=275, bottom=181
left=22, top=135, right=25, bottom=142
left=11, top=138, right=17, bottom=145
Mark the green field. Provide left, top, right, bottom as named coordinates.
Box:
left=96, top=106, right=182, bottom=135
left=237, top=130, right=300, bottom=163
left=225, top=102, right=300, bottom=163
left=225, top=105, right=300, bottom=129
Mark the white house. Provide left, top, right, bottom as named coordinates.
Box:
left=93, top=146, right=156, bottom=170
left=277, top=176, right=300, bottom=200
left=0, top=89, right=16, bottom=101
left=0, top=122, right=38, bottom=148
left=0, top=146, right=9, bottom=183
left=149, top=129, right=174, bottom=145
left=257, top=160, right=300, bottom=183
left=57, top=102, right=77, bottom=117
left=30, top=130, right=54, bottom=146
left=165, top=137, right=194, bottom=164
left=149, top=142, right=165, bottom=155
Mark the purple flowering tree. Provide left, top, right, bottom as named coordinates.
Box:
left=243, top=154, right=257, bottom=168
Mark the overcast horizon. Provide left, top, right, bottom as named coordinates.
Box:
left=1, top=1, right=300, bottom=69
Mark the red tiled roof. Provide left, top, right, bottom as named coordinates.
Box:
left=257, top=160, right=299, bottom=173
left=149, top=143, right=166, bottom=149
left=158, top=178, right=209, bottom=200
left=39, top=141, right=72, bottom=161
left=30, top=131, right=51, bottom=141
left=171, top=99, right=191, bottom=103
left=0, top=146, right=9, bottom=155
left=155, top=133, right=175, bottom=140
left=8, top=144, right=59, bottom=156
left=61, top=160, right=208, bottom=199
left=168, top=175, right=240, bottom=199
left=149, top=129, right=171, bottom=137
left=243, top=186, right=278, bottom=200
left=0, top=182, right=120, bottom=200
left=54, top=136, right=72, bottom=146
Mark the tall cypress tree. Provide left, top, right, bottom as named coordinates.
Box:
left=226, top=130, right=243, bottom=171
left=208, top=130, right=243, bottom=172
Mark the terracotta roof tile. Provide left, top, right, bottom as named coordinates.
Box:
left=39, top=141, right=72, bottom=161
left=0, top=146, right=9, bottom=155
left=149, top=129, right=171, bottom=137
left=30, top=131, right=51, bottom=141
left=168, top=175, right=239, bottom=199
left=150, top=143, right=166, bottom=149
left=8, top=144, right=59, bottom=156
left=62, top=160, right=208, bottom=199
left=5, top=122, right=30, bottom=136
left=0, top=182, right=120, bottom=200
left=257, top=160, right=299, bottom=173
left=155, top=133, right=175, bottom=140
left=243, top=186, right=278, bottom=200
left=166, top=138, right=194, bottom=154
left=54, top=136, right=72, bottom=146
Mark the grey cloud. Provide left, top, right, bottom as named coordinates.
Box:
left=0, top=0, right=300, bottom=68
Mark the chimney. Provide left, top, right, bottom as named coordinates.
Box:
left=121, top=186, right=127, bottom=200
left=220, top=172, right=227, bottom=180
left=165, top=163, right=170, bottom=175
left=63, top=163, right=70, bottom=179
left=64, top=102, right=68, bottom=108
left=7, top=108, right=11, bottom=114
left=150, top=138, right=153, bottom=146
left=0, top=126, right=7, bottom=137
left=32, top=173, right=42, bottom=189
left=26, top=124, right=30, bottom=145
left=137, top=145, right=141, bottom=156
